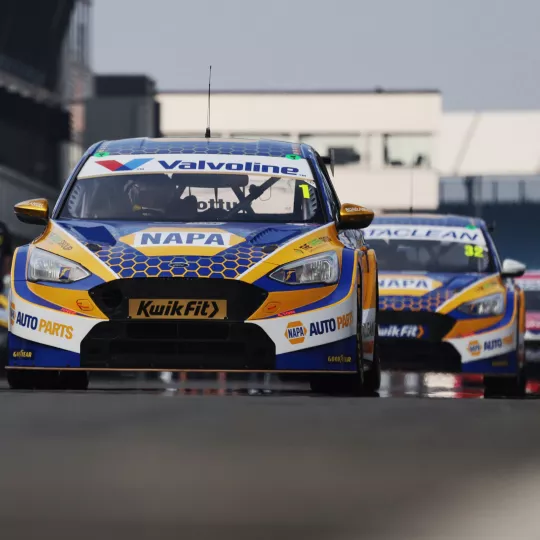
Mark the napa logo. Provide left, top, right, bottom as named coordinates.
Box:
left=468, top=340, right=482, bottom=357
left=285, top=321, right=307, bottom=345
left=133, top=231, right=232, bottom=247
left=378, top=276, right=441, bottom=294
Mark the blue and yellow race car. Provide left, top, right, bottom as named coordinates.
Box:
left=365, top=213, right=527, bottom=396
left=0, top=292, right=7, bottom=361
left=7, top=137, right=380, bottom=393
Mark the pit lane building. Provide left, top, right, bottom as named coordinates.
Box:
left=0, top=0, right=92, bottom=242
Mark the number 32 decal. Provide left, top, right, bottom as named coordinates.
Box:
left=464, top=244, right=484, bottom=258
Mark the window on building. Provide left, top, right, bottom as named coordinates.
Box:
left=524, top=177, right=540, bottom=202
left=439, top=178, right=467, bottom=203
left=383, top=134, right=432, bottom=168
left=299, top=134, right=366, bottom=166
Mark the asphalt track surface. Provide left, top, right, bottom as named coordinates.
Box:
left=2, top=372, right=540, bottom=540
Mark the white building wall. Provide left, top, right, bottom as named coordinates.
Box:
left=437, top=112, right=540, bottom=177
left=157, top=91, right=442, bottom=211
left=158, top=92, right=442, bottom=134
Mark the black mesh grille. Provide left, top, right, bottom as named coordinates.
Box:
left=378, top=310, right=456, bottom=342
left=81, top=321, right=275, bottom=370
left=89, top=278, right=268, bottom=321
left=379, top=341, right=462, bottom=372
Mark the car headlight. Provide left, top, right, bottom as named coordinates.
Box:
left=457, top=293, right=505, bottom=317
left=28, top=248, right=90, bottom=283
left=270, top=251, right=339, bottom=285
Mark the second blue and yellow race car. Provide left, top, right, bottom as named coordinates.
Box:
left=6, top=137, right=380, bottom=393
left=365, top=213, right=527, bottom=396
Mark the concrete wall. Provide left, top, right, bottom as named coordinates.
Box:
left=158, top=92, right=442, bottom=135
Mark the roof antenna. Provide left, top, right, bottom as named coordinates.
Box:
left=205, top=65, right=212, bottom=138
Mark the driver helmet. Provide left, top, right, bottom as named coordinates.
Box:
left=124, top=176, right=172, bottom=213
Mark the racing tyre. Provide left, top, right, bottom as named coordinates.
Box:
left=7, top=369, right=60, bottom=390
left=363, top=333, right=381, bottom=394
left=484, top=371, right=527, bottom=398
left=6, top=369, right=34, bottom=390
left=363, top=284, right=381, bottom=394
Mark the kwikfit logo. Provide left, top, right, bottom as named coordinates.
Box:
left=129, top=299, right=224, bottom=320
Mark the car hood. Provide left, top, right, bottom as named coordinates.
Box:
left=48, top=220, right=324, bottom=280
left=378, top=271, right=502, bottom=313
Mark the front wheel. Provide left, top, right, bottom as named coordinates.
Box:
left=309, top=280, right=366, bottom=396
left=7, top=369, right=60, bottom=390
left=363, top=340, right=381, bottom=394
left=6, top=369, right=34, bottom=390
left=363, top=286, right=381, bottom=394
left=59, top=371, right=89, bottom=390
left=7, top=369, right=89, bottom=390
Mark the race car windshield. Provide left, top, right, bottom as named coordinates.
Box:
left=367, top=235, right=495, bottom=274
left=59, top=173, right=323, bottom=223
left=365, top=224, right=495, bottom=273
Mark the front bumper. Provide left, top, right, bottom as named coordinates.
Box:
left=378, top=309, right=520, bottom=374
left=8, top=277, right=368, bottom=373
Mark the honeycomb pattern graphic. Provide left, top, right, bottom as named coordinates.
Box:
left=89, top=241, right=267, bottom=279
left=380, top=290, right=455, bottom=312
left=94, top=139, right=306, bottom=158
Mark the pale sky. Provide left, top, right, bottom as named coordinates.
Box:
left=92, top=0, right=540, bottom=110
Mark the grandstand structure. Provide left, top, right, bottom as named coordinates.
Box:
left=0, top=0, right=92, bottom=242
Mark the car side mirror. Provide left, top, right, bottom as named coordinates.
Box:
left=501, top=258, right=526, bottom=279
left=14, top=198, right=49, bottom=226
left=338, top=203, right=374, bottom=230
